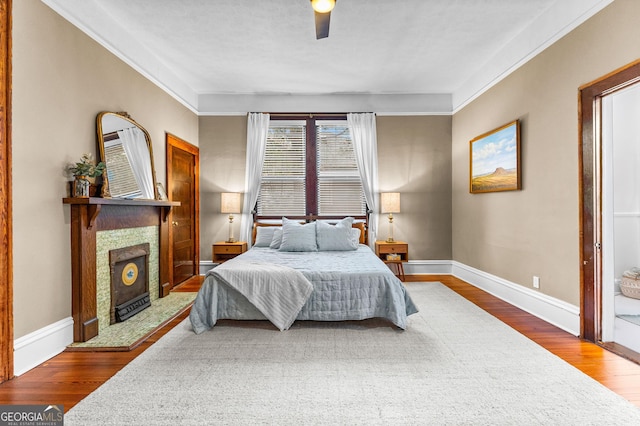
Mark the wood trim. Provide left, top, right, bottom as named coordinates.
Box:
left=306, top=116, right=318, bottom=215
left=579, top=59, right=640, bottom=342
left=62, top=198, right=177, bottom=230
left=166, top=133, right=200, bottom=291
left=0, top=0, right=12, bottom=383
left=159, top=207, right=171, bottom=297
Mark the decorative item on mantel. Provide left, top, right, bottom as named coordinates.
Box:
left=66, top=153, right=106, bottom=198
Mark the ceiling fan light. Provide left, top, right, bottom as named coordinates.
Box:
left=311, top=0, right=335, bottom=14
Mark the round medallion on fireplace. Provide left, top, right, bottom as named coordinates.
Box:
left=122, top=263, right=139, bottom=286
left=110, top=243, right=151, bottom=324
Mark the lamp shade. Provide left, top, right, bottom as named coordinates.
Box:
left=380, top=192, right=400, bottom=214
left=221, top=192, right=241, bottom=214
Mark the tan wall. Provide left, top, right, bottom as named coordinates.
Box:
left=377, top=116, right=452, bottom=259
left=452, top=0, right=640, bottom=305
left=198, top=115, right=452, bottom=261
left=199, top=116, right=248, bottom=251
left=12, top=0, right=198, bottom=338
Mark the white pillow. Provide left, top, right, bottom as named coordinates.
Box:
left=254, top=226, right=279, bottom=247
left=316, top=217, right=359, bottom=251
left=350, top=227, right=362, bottom=246
left=269, top=228, right=283, bottom=249
left=279, top=217, right=317, bottom=252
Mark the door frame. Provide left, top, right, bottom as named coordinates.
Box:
left=579, top=59, right=640, bottom=343
left=166, top=133, right=199, bottom=287
left=0, top=0, right=13, bottom=383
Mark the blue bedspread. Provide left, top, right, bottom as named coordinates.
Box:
left=189, top=245, right=418, bottom=333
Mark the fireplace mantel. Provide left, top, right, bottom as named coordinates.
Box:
left=63, top=197, right=180, bottom=342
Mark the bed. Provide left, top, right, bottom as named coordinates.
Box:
left=189, top=217, right=418, bottom=333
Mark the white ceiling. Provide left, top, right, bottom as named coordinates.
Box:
left=43, top=0, right=612, bottom=114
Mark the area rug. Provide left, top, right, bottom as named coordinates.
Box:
left=65, top=283, right=640, bottom=424
left=67, top=292, right=197, bottom=351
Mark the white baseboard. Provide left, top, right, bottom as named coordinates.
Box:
left=14, top=317, right=74, bottom=376
left=403, top=259, right=579, bottom=335
left=450, top=261, right=580, bottom=336
left=404, top=260, right=453, bottom=275
left=199, top=260, right=217, bottom=276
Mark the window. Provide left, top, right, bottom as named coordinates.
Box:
left=257, top=121, right=306, bottom=216
left=256, top=115, right=366, bottom=218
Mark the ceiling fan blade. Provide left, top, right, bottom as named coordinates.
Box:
left=315, top=11, right=331, bottom=39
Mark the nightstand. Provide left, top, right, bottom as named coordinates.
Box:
left=212, top=241, right=247, bottom=262
left=375, top=241, right=408, bottom=282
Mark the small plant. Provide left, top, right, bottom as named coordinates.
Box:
left=67, top=153, right=106, bottom=178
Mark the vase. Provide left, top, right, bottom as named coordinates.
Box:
left=73, top=175, right=90, bottom=198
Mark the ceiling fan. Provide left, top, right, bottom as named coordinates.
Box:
left=311, top=0, right=336, bottom=39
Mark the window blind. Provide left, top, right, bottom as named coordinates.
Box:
left=257, top=121, right=306, bottom=216
left=316, top=121, right=366, bottom=216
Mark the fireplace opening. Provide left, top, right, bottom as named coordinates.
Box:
left=109, top=243, right=151, bottom=324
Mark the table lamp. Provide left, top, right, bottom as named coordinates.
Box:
left=380, top=192, right=400, bottom=243
left=221, top=192, right=241, bottom=243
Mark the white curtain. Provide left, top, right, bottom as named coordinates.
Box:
left=240, top=112, right=270, bottom=246
left=118, top=127, right=155, bottom=199
left=347, top=113, right=379, bottom=248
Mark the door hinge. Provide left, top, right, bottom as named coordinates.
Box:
left=595, top=242, right=602, bottom=250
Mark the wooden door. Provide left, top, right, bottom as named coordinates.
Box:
left=166, top=134, right=199, bottom=287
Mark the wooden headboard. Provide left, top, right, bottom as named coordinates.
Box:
left=252, top=216, right=368, bottom=246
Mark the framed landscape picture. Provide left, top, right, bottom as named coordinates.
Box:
left=469, top=120, right=521, bottom=193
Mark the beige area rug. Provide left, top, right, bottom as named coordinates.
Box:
left=65, top=283, right=640, bottom=424
left=67, top=292, right=197, bottom=351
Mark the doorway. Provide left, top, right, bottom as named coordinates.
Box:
left=601, top=82, right=640, bottom=355
left=580, top=59, right=640, bottom=362
left=166, top=134, right=200, bottom=287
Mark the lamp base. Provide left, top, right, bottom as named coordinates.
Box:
left=226, top=215, right=236, bottom=243
left=386, top=213, right=396, bottom=244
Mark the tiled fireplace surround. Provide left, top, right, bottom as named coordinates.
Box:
left=96, top=227, right=159, bottom=333
left=63, top=198, right=177, bottom=342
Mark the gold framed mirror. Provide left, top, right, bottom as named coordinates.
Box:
left=96, top=112, right=158, bottom=199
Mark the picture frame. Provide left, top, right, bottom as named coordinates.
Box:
left=469, top=120, right=521, bottom=194
left=156, top=182, right=168, bottom=201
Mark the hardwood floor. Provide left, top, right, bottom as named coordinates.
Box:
left=2, top=275, right=639, bottom=411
